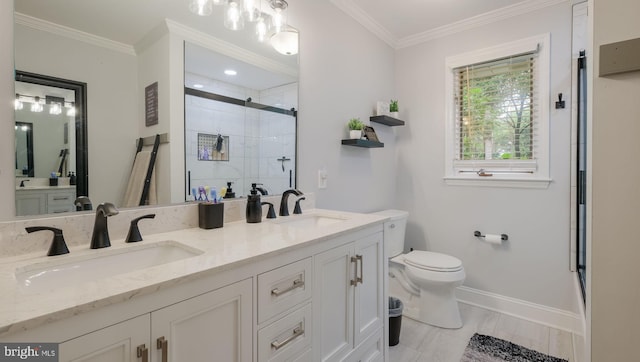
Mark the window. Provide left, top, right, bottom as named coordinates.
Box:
left=444, top=34, right=551, bottom=188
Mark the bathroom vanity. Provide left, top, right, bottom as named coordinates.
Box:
left=15, top=186, right=76, bottom=216
left=0, top=207, right=388, bottom=362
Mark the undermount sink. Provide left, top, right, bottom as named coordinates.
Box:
left=15, top=241, right=203, bottom=292
left=275, top=214, right=346, bottom=228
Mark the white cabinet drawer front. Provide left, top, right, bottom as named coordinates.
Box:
left=47, top=192, right=75, bottom=205
left=258, top=257, right=312, bottom=324
left=258, top=303, right=312, bottom=362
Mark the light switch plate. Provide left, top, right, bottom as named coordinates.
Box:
left=318, top=169, right=327, bottom=189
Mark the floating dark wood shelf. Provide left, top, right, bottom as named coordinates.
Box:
left=341, top=139, right=384, bottom=148
left=370, top=115, right=405, bottom=126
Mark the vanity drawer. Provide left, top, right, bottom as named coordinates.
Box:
left=258, top=303, right=312, bottom=362
left=258, top=257, right=312, bottom=324
left=47, top=191, right=75, bottom=205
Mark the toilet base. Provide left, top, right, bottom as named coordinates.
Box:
left=415, top=286, right=462, bottom=329
left=389, top=269, right=463, bottom=329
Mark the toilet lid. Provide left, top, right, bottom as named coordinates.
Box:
left=404, top=251, right=463, bottom=272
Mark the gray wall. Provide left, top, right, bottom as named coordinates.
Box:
left=591, top=0, right=640, bottom=360
left=394, top=2, right=577, bottom=312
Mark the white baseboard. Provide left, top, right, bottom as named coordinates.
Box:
left=456, top=286, right=583, bottom=334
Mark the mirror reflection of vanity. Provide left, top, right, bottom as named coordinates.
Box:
left=12, top=0, right=299, bottom=218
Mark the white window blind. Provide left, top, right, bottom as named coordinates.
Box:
left=453, top=50, right=540, bottom=174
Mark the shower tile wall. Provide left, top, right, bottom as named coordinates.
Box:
left=185, top=73, right=297, bottom=197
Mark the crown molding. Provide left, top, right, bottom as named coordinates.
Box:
left=397, top=0, right=568, bottom=48
left=164, top=19, right=298, bottom=79
left=14, top=12, right=136, bottom=56
left=330, top=0, right=568, bottom=49
left=329, top=0, right=397, bottom=48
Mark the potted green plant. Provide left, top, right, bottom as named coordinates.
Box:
left=347, top=118, right=364, bottom=139
left=389, top=100, right=399, bottom=118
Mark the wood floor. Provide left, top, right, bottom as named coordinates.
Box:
left=389, top=302, right=576, bottom=362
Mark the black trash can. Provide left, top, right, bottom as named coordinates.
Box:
left=389, top=297, right=404, bottom=346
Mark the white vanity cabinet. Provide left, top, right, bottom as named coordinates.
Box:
left=57, top=279, right=252, bottom=362
left=0, top=218, right=387, bottom=362
left=58, top=314, right=150, bottom=362
left=151, top=278, right=253, bottom=362
left=257, top=257, right=313, bottom=362
left=313, top=232, right=384, bottom=362
left=15, top=188, right=76, bottom=216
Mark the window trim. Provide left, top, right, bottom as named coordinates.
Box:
left=444, top=34, right=551, bottom=189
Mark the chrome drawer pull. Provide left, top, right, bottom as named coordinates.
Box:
left=271, top=327, right=304, bottom=351
left=271, top=278, right=304, bottom=297
left=356, top=254, right=363, bottom=285
left=52, top=197, right=70, bottom=201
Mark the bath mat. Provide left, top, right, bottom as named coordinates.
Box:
left=460, top=333, right=568, bottom=362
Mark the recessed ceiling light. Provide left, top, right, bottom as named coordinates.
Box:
left=224, top=69, right=237, bottom=76
left=193, top=84, right=204, bottom=89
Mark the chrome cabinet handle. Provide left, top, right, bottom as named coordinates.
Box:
left=271, top=278, right=304, bottom=297
left=137, top=344, right=148, bottom=362
left=390, top=223, right=396, bottom=229
left=271, top=327, right=304, bottom=351
left=53, top=196, right=70, bottom=201
left=157, top=337, right=168, bottom=362
left=356, top=254, right=363, bottom=285
left=351, top=256, right=359, bottom=286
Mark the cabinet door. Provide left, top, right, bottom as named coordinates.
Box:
left=151, top=278, right=252, bottom=362
left=15, top=192, right=46, bottom=216
left=313, top=243, right=354, bottom=362
left=58, top=314, right=150, bottom=362
left=353, top=233, right=383, bottom=346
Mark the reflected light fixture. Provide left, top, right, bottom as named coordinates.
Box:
left=14, top=94, right=23, bottom=110
left=31, top=96, right=43, bottom=112
left=49, top=103, right=62, bottom=115
left=270, top=28, right=298, bottom=55
left=189, top=0, right=213, bottom=16
left=193, top=83, right=204, bottom=89
left=66, top=102, right=76, bottom=117
left=224, top=69, right=238, bottom=76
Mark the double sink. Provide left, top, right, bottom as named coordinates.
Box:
left=14, top=213, right=347, bottom=293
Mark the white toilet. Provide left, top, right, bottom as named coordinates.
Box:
left=374, top=209, right=465, bottom=329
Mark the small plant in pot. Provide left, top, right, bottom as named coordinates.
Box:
left=348, top=118, right=364, bottom=139
left=389, top=99, right=399, bottom=118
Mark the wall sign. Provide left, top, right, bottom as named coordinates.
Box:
left=145, top=82, right=158, bottom=127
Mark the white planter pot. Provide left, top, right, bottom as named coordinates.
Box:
left=349, top=130, right=362, bottom=139
left=389, top=112, right=399, bottom=119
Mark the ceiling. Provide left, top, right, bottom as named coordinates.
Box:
left=332, top=0, right=554, bottom=48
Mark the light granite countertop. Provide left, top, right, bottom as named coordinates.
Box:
left=0, top=209, right=388, bottom=336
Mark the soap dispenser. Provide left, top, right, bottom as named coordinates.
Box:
left=225, top=181, right=236, bottom=198
left=246, top=183, right=262, bottom=223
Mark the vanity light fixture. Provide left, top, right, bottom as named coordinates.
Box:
left=189, top=0, right=213, bottom=16
left=269, top=0, right=287, bottom=34
left=49, top=103, right=62, bottom=115
left=188, top=0, right=296, bottom=55
left=270, top=28, right=298, bottom=55
left=224, top=69, right=238, bottom=76
left=224, top=0, right=245, bottom=30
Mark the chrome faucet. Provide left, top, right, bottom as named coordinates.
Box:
left=90, top=203, right=119, bottom=249
left=279, top=189, right=303, bottom=216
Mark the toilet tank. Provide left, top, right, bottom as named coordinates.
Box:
left=372, top=209, right=408, bottom=258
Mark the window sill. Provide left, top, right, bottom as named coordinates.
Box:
left=443, top=176, right=551, bottom=189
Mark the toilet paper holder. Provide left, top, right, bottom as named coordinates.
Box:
left=474, top=230, right=509, bottom=241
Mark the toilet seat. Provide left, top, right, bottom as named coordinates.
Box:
left=404, top=251, right=463, bottom=272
